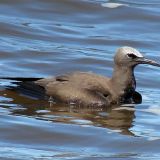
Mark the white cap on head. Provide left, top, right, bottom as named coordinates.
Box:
left=120, top=46, right=143, bottom=58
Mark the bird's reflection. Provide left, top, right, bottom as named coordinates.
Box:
left=0, top=88, right=136, bottom=136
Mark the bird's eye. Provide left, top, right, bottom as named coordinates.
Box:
left=127, top=53, right=137, bottom=59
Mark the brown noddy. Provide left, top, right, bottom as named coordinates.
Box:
left=4, top=46, right=159, bottom=106
left=33, top=46, right=160, bottom=106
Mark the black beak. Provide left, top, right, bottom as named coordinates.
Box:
left=135, top=57, right=160, bottom=67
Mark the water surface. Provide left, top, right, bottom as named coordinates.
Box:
left=0, top=0, right=160, bottom=159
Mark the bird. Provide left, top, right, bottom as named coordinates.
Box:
left=4, top=46, right=160, bottom=107
left=32, top=46, right=160, bottom=106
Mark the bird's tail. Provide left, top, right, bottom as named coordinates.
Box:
left=0, top=77, right=46, bottom=100
left=0, top=77, right=42, bottom=81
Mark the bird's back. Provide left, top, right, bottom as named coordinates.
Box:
left=35, top=72, right=111, bottom=106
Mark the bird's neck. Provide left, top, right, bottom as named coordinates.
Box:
left=111, top=65, right=136, bottom=92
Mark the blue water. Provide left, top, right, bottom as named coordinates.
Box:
left=0, top=0, right=160, bottom=159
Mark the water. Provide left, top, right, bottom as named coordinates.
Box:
left=0, top=0, right=160, bottom=159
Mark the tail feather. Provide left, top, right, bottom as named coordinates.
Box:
left=0, top=77, right=42, bottom=82
left=1, top=77, right=47, bottom=100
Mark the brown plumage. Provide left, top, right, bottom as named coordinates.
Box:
left=34, top=46, right=160, bottom=106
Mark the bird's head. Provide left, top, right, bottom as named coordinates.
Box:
left=114, top=46, right=160, bottom=67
